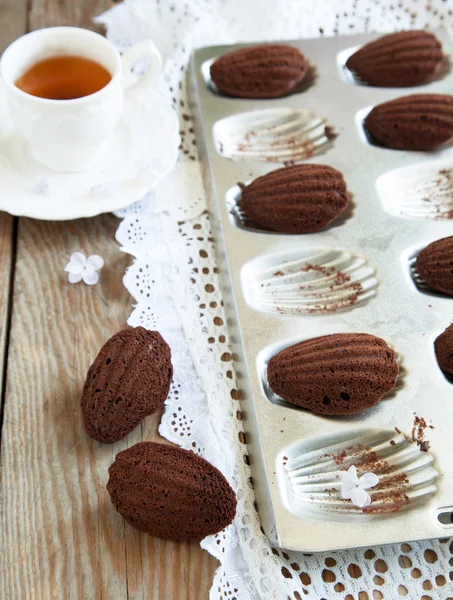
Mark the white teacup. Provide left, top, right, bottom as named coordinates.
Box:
left=0, top=27, right=162, bottom=172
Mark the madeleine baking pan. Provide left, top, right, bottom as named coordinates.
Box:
left=189, top=29, right=453, bottom=552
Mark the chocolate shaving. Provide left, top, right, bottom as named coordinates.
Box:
left=411, top=414, right=434, bottom=452
left=324, top=125, right=338, bottom=140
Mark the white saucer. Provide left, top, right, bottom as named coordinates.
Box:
left=0, top=88, right=179, bottom=220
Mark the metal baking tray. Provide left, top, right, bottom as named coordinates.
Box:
left=189, top=29, right=453, bottom=552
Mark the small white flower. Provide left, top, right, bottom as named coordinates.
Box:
left=64, top=252, right=104, bottom=285
left=339, top=465, right=380, bottom=509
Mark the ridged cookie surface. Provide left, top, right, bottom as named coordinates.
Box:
left=346, top=30, right=443, bottom=87
left=240, top=164, right=349, bottom=233
left=364, top=94, right=453, bottom=150
left=435, top=324, right=453, bottom=374
left=416, top=236, right=453, bottom=296
left=81, top=327, right=172, bottom=443
left=267, top=333, right=399, bottom=415
left=107, top=442, right=237, bottom=540
left=210, top=44, right=308, bottom=99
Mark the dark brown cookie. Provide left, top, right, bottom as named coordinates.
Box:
left=210, top=44, right=308, bottom=99
left=346, top=30, right=443, bottom=87
left=240, top=164, right=349, bottom=234
left=364, top=94, right=453, bottom=151
left=107, top=442, right=237, bottom=541
left=435, top=324, right=453, bottom=374
left=267, top=333, right=399, bottom=415
left=416, top=236, right=453, bottom=296
left=81, top=327, right=173, bottom=443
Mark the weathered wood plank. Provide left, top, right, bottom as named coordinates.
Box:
left=0, top=217, right=15, bottom=420
left=28, top=0, right=114, bottom=31
left=0, top=0, right=27, bottom=430
left=0, top=0, right=28, bottom=47
left=0, top=1, right=218, bottom=599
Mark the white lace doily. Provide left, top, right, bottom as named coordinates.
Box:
left=100, top=2, right=453, bottom=599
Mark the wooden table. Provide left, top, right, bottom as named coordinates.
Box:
left=0, top=2, right=218, bottom=598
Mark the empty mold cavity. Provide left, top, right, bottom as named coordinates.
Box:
left=377, top=159, right=453, bottom=220
left=241, top=247, right=378, bottom=316
left=213, top=107, right=337, bottom=163
left=258, top=335, right=405, bottom=412
left=277, top=429, right=439, bottom=522
left=201, top=58, right=317, bottom=97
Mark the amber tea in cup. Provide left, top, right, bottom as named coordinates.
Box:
left=15, top=55, right=112, bottom=100
left=1, top=27, right=162, bottom=171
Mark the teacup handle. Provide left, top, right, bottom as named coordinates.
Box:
left=121, top=40, right=162, bottom=99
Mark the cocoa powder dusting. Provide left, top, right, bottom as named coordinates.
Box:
left=325, top=442, right=411, bottom=514
left=266, top=263, right=364, bottom=313
left=330, top=448, right=347, bottom=465
left=332, top=271, right=351, bottom=287
left=420, top=168, right=453, bottom=219
left=300, top=263, right=335, bottom=274
left=244, top=129, right=256, bottom=143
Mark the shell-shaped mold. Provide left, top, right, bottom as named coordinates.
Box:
left=410, top=236, right=453, bottom=297
left=377, top=160, right=453, bottom=220
left=364, top=94, right=453, bottom=151
left=345, top=30, right=444, bottom=88
left=213, top=108, right=336, bottom=163
left=266, top=333, right=399, bottom=415
left=209, top=44, right=308, bottom=99
left=241, top=248, right=378, bottom=315
left=279, top=429, right=439, bottom=521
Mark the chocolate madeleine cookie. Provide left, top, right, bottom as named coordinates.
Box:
left=267, top=333, right=399, bottom=415
left=210, top=44, right=308, bottom=99
left=240, top=164, right=349, bottom=233
left=346, top=30, right=443, bottom=87
left=107, top=442, right=237, bottom=541
left=435, top=324, right=453, bottom=374
left=81, top=327, right=173, bottom=443
left=416, top=236, right=453, bottom=296
left=364, top=94, right=453, bottom=150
